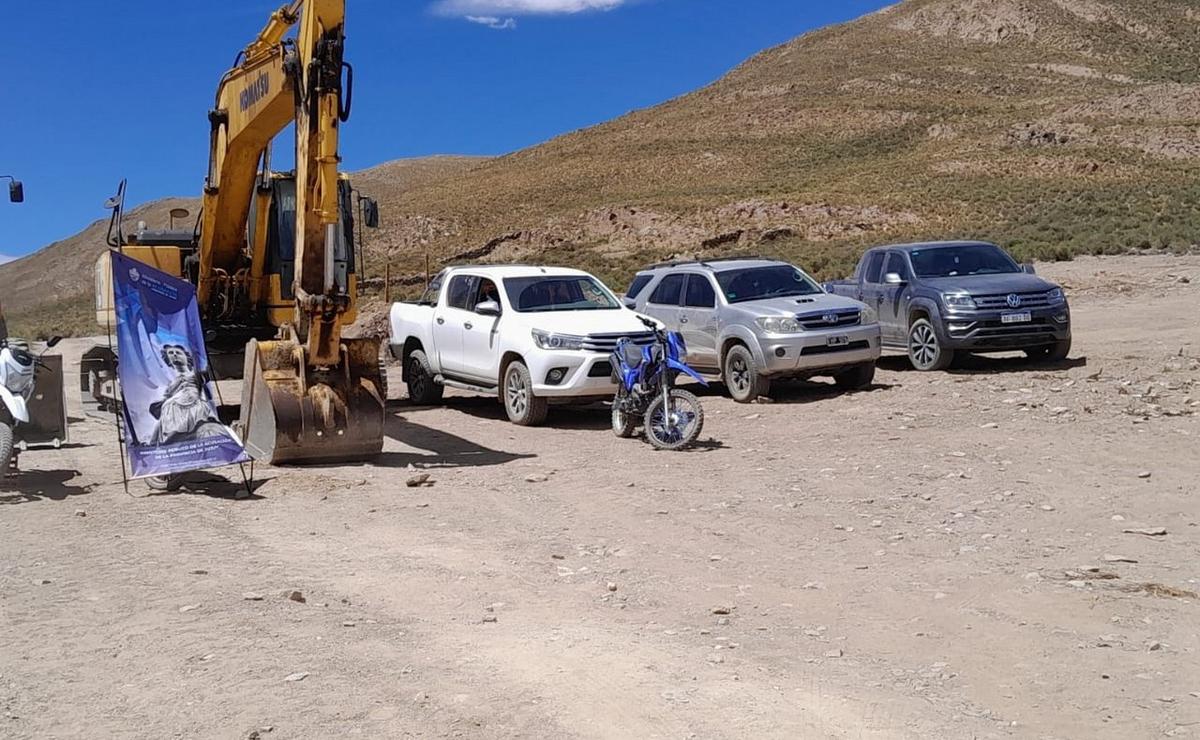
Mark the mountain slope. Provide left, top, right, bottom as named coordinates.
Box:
left=372, top=0, right=1199, bottom=289
left=0, top=156, right=485, bottom=338
left=7, top=0, right=1199, bottom=337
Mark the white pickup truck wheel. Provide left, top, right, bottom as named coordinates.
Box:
left=503, top=361, right=548, bottom=426
left=406, top=349, right=444, bottom=406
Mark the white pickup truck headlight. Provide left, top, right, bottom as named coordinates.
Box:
left=756, top=317, right=804, bottom=334
left=1046, top=288, right=1066, bottom=304
left=532, top=329, right=586, bottom=350
left=942, top=292, right=977, bottom=310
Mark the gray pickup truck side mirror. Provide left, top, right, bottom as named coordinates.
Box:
left=884, top=272, right=906, bottom=286
left=1021, top=263, right=1037, bottom=275
left=475, top=299, right=502, bottom=317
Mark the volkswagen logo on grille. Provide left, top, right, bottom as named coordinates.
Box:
left=1006, top=294, right=1022, bottom=309
left=823, top=313, right=839, bottom=324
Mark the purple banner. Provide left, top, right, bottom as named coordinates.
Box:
left=111, top=251, right=249, bottom=479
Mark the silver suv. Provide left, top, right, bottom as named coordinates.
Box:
left=624, top=258, right=882, bottom=402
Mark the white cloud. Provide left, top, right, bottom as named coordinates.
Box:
left=434, top=0, right=629, bottom=18
left=467, top=15, right=518, bottom=29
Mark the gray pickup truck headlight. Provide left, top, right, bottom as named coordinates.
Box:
left=1046, top=288, right=1066, bottom=304
left=532, top=329, right=586, bottom=350
left=756, top=317, right=804, bottom=334
left=942, top=292, right=977, bottom=310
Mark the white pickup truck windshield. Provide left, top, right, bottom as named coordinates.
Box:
left=503, top=276, right=619, bottom=313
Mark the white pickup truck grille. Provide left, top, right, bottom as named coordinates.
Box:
left=581, top=332, right=656, bottom=353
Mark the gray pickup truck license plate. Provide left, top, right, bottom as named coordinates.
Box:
left=827, top=335, right=850, bottom=347
left=1001, top=312, right=1032, bottom=324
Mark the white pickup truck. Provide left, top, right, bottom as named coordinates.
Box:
left=389, top=266, right=655, bottom=425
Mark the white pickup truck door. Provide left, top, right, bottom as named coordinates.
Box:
left=433, top=274, right=475, bottom=376
left=461, top=279, right=503, bottom=383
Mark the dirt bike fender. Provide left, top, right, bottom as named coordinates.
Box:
left=0, top=385, right=29, bottom=423
left=667, top=358, right=708, bottom=387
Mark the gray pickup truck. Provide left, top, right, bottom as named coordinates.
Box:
left=824, top=241, right=1071, bottom=371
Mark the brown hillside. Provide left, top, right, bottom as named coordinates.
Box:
left=369, top=0, right=1200, bottom=292
left=8, top=0, right=1200, bottom=336
left=0, top=157, right=486, bottom=337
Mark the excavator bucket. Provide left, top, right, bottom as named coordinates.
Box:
left=239, top=336, right=385, bottom=465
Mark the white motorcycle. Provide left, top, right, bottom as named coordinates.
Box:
left=0, top=336, right=61, bottom=474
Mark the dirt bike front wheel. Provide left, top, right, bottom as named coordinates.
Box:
left=643, top=389, right=704, bottom=451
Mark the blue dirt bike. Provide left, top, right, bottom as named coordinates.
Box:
left=611, top=316, right=707, bottom=451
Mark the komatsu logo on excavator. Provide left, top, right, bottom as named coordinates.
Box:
left=239, top=73, right=270, bottom=112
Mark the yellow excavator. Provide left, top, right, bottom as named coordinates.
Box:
left=84, top=0, right=385, bottom=465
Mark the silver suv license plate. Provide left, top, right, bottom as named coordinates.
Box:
left=1001, top=312, right=1032, bottom=324
left=827, top=335, right=850, bottom=347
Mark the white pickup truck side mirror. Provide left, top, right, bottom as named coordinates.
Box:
left=475, top=299, right=502, bottom=317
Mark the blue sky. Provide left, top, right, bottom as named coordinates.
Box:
left=0, top=0, right=891, bottom=262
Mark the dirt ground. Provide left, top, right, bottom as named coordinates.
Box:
left=2, top=255, right=1197, bottom=739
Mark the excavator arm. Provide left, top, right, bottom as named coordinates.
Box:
left=199, top=0, right=383, bottom=465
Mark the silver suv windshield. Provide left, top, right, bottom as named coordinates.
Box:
left=910, top=245, right=1019, bottom=278
left=503, top=275, right=619, bottom=313
left=715, top=265, right=822, bottom=304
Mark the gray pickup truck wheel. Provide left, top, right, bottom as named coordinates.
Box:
left=724, top=344, right=770, bottom=403
left=908, top=319, right=955, bottom=371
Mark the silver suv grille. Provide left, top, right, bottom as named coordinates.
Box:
left=581, top=331, right=656, bottom=353
left=974, top=292, right=1054, bottom=310
left=795, top=308, right=862, bottom=330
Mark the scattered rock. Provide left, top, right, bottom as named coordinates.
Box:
left=482, top=615, right=498, bottom=623
left=1040, top=505, right=1056, bottom=512
left=1123, top=527, right=1167, bottom=537
left=525, top=473, right=550, bottom=484
left=74, top=509, right=86, bottom=517
left=711, top=606, right=732, bottom=615
left=716, top=617, right=730, bottom=626
left=1102, top=555, right=1138, bottom=564
left=243, top=592, right=265, bottom=601
left=606, top=582, right=618, bottom=592
left=1148, top=641, right=1163, bottom=652
left=341, top=621, right=357, bottom=627
left=189, top=569, right=209, bottom=575
left=406, top=473, right=432, bottom=488
left=179, top=603, right=201, bottom=613
left=980, top=422, right=999, bottom=429
left=286, top=590, right=306, bottom=603
left=32, top=579, right=51, bottom=586
left=1137, top=471, right=1152, bottom=479
left=283, top=672, right=310, bottom=682
left=706, top=653, right=725, bottom=664
left=824, top=648, right=844, bottom=658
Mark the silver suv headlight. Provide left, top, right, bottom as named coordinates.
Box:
left=532, top=329, right=586, bottom=350
left=942, top=292, right=977, bottom=310
left=1046, top=288, right=1066, bottom=304
left=756, top=317, right=804, bottom=334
